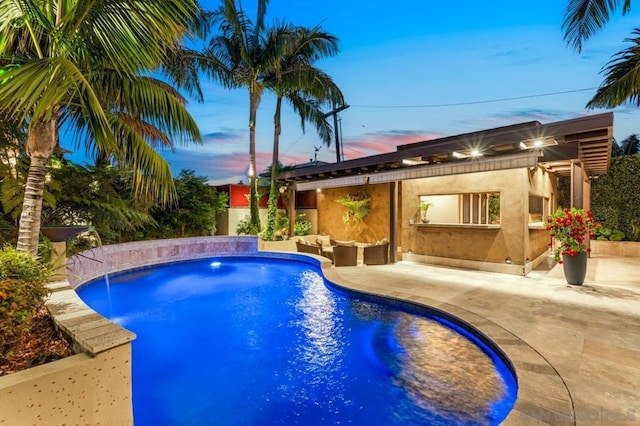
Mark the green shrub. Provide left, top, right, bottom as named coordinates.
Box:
left=294, top=214, right=311, bottom=236
left=594, top=227, right=625, bottom=241
left=0, top=246, right=51, bottom=340
left=236, top=215, right=261, bottom=236
left=591, top=155, right=640, bottom=240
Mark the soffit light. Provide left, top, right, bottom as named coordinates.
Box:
left=519, top=136, right=558, bottom=150
left=402, top=157, right=429, bottom=166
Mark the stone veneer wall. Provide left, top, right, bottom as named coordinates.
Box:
left=66, top=236, right=259, bottom=288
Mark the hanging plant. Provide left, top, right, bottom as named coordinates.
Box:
left=337, top=190, right=371, bottom=229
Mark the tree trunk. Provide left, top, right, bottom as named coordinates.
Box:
left=264, top=96, right=283, bottom=240
left=16, top=117, right=58, bottom=255
left=248, top=87, right=260, bottom=232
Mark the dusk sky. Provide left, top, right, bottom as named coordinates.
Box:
left=64, top=1, right=640, bottom=185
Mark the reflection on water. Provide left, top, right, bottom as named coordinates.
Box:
left=295, top=271, right=343, bottom=372
left=352, top=301, right=507, bottom=425
left=394, top=315, right=504, bottom=425
left=289, top=271, right=346, bottom=411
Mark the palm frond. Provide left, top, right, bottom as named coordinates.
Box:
left=587, top=28, right=640, bottom=107
left=563, top=0, right=632, bottom=52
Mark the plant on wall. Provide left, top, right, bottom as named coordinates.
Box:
left=337, top=190, right=371, bottom=229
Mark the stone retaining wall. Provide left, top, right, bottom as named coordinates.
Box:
left=67, top=236, right=259, bottom=288
left=590, top=240, right=640, bottom=257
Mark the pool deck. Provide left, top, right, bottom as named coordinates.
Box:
left=322, top=255, right=640, bottom=425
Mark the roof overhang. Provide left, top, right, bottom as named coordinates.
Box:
left=279, top=113, right=613, bottom=188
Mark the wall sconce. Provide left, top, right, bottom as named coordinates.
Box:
left=505, top=257, right=512, bottom=264
left=316, top=188, right=322, bottom=193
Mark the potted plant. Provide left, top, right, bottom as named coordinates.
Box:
left=546, top=208, right=598, bottom=285
left=418, top=201, right=433, bottom=223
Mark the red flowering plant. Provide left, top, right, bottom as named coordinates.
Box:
left=546, top=208, right=599, bottom=263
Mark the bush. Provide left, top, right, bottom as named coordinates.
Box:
left=236, top=215, right=261, bottom=236
left=591, top=155, right=640, bottom=240
left=294, top=214, right=311, bottom=236
left=594, top=227, right=625, bottom=241
left=0, top=246, right=51, bottom=340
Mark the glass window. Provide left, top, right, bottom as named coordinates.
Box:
left=528, top=195, right=548, bottom=225
left=417, top=193, right=500, bottom=225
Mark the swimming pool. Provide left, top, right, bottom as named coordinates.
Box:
left=77, top=256, right=517, bottom=425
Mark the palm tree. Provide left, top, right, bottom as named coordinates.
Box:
left=562, top=1, right=639, bottom=107
left=203, top=0, right=272, bottom=232
left=262, top=25, right=344, bottom=240
left=0, top=0, right=202, bottom=255
left=615, top=134, right=640, bottom=156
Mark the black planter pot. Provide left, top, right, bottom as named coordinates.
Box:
left=562, top=251, right=588, bottom=285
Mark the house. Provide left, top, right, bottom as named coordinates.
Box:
left=276, top=113, right=613, bottom=275
left=213, top=183, right=319, bottom=236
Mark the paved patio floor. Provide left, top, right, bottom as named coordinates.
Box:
left=323, top=255, right=640, bottom=425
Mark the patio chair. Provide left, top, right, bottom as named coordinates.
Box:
left=296, top=241, right=321, bottom=256
left=332, top=245, right=358, bottom=267
left=363, top=242, right=389, bottom=265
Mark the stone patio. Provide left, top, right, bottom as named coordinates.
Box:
left=322, top=254, right=640, bottom=425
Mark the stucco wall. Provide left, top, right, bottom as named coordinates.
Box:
left=526, top=166, right=557, bottom=259
left=0, top=346, right=132, bottom=426
left=402, top=169, right=527, bottom=265
left=316, top=184, right=391, bottom=243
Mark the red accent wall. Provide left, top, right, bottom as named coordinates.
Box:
left=215, top=184, right=316, bottom=209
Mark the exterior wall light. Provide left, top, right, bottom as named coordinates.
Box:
left=520, top=136, right=558, bottom=150
left=505, top=257, right=512, bottom=264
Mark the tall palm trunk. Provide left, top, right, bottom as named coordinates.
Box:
left=248, top=86, right=260, bottom=231
left=16, top=117, right=57, bottom=255
left=265, top=95, right=283, bottom=240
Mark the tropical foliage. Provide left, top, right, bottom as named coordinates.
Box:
left=148, top=169, right=228, bottom=238
left=0, top=246, right=51, bottom=341
left=202, top=1, right=344, bottom=238
left=563, top=0, right=640, bottom=107
left=591, top=154, right=640, bottom=240
left=337, top=190, right=371, bottom=229
left=612, top=134, right=640, bottom=157
left=0, top=0, right=203, bottom=254
left=202, top=0, right=271, bottom=233
left=262, top=24, right=343, bottom=240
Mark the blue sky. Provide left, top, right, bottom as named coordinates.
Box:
left=68, top=1, right=640, bottom=185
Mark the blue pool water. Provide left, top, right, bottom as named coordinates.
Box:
left=77, top=257, right=517, bottom=425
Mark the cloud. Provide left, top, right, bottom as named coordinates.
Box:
left=201, top=129, right=245, bottom=145
left=340, top=130, right=443, bottom=160
left=449, top=108, right=580, bottom=130
left=163, top=146, right=313, bottom=185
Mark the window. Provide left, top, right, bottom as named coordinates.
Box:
left=528, top=195, right=548, bottom=225
left=417, top=193, right=500, bottom=225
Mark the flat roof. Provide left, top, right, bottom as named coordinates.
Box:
left=278, top=113, right=613, bottom=186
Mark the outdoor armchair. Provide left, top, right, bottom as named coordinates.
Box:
left=363, top=242, right=389, bottom=265
left=332, top=245, right=358, bottom=267
left=296, top=240, right=321, bottom=256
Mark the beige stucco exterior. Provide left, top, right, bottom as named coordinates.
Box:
left=0, top=347, right=132, bottom=426
left=310, top=166, right=559, bottom=275
left=316, top=183, right=391, bottom=243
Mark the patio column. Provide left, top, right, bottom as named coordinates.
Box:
left=389, top=181, right=398, bottom=263
left=288, top=187, right=296, bottom=237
